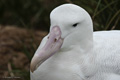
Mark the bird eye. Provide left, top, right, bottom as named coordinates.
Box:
left=72, top=23, right=78, bottom=27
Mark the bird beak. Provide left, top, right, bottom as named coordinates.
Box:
left=30, top=26, right=63, bottom=73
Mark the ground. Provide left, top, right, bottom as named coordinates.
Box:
left=0, top=25, right=48, bottom=80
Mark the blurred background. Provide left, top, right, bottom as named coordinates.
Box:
left=0, top=0, right=120, bottom=80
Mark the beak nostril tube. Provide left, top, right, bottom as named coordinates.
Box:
left=47, top=37, right=49, bottom=39
left=54, top=38, right=57, bottom=42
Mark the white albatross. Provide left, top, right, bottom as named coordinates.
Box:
left=30, top=4, right=120, bottom=80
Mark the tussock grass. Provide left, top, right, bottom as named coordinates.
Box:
left=0, top=0, right=119, bottom=30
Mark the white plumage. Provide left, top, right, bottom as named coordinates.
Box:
left=30, top=4, right=120, bottom=80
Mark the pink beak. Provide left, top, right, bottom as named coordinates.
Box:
left=30, top=26, right=63, bottom=73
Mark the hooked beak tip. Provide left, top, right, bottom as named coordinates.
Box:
left=30, top=62, right=35, bottom=73
left=30, top=56, right=44, bottom=73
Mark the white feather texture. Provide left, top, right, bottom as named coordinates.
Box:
left=31, top=4, right=120, bottom=80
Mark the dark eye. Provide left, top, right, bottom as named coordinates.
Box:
left=72, top=23, right=78, bottom=27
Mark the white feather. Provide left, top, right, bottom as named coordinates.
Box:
left=31, top=4, right=120, bottom=80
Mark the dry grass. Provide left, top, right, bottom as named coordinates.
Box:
left=0, top=25, right=48, bottom=79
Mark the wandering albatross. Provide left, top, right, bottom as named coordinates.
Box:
left=30, top=4, right=120, bottom=80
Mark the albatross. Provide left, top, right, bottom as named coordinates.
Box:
left=30, top=4, right=120, bottom=80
